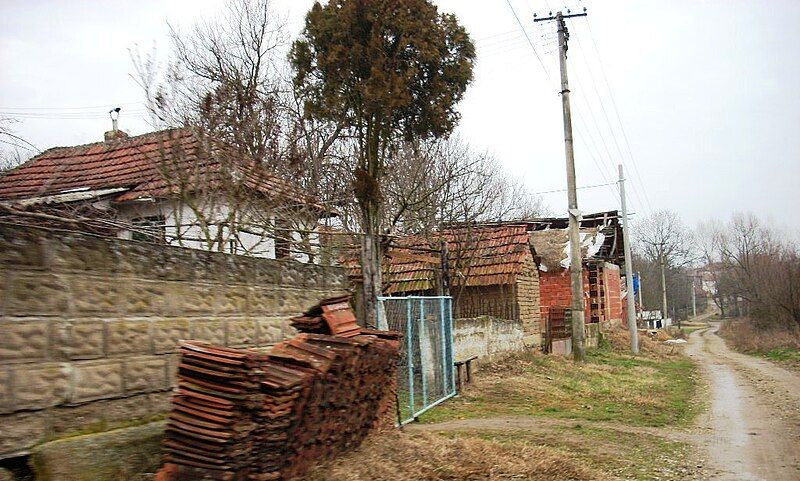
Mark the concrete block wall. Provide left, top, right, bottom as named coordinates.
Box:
left=0, top=223, right=348, bottom=458
left=453, top=316, right=524, bottom=362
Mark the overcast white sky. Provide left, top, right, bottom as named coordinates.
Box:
left=1, top=0, right=799, bottom=230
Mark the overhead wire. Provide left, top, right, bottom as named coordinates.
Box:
left=570, top=25, right=648, bottom=211
left=0, top=101, right=142, bottom=111
left=504, top=0, right=623, bottom=207
left=584, top=18, right=653, bottom=213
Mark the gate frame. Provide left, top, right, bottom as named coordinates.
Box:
left=377, top=295, right=456, bottom=424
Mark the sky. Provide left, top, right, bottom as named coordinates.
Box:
left=1, top=0, right=799, bottom=231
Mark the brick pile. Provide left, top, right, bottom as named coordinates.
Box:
left=156, top=297, right=401, bottom=481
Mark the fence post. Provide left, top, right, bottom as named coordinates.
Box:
left=439, top=297, right=448, bottom=397
left=406, top=298, right=414, bottom=417
left=447, top=297, right=456, bottom=395
left=419, top=298, right=429, bottom=408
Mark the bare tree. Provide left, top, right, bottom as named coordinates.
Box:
left=0, top=117, right=35, bottom=173
left=129, top=0, right=347, bottom=258
left=706, top=213, right=800, bottom=328
left=634, top=210, right=694, bottom=318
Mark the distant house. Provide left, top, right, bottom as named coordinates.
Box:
left=348, top=225, right=544, bottom=345
left=0, top=127, right=333, bottom=261
left=524, top=212, right=626, bottom=328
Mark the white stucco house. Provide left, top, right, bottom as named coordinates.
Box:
left=0, top=127, right=333, bottom=262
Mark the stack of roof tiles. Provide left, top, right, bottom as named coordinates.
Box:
left=289, top=295, right=360, bottom=337
left=163, top=342, right=261, bottom=479
left=156, top=297, right=401, bottom=481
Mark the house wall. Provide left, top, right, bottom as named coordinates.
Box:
left=453, top=316, right=524, bottom=362
left=0, top=223, right=348, bottom=458
left=453, top=285, right=516, bottom=321
left=116, top=200, right=321, bottom=262
left=539, top=268, right=591, bottom=325
left=602, top=263, right=623, bottom=325
left=539, top=265, right=624, bottom=324
left=515, top=254, right=542, bottom=344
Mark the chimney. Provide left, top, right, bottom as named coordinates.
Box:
left=104, top=107, right=129, bottom=142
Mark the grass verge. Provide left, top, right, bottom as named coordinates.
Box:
left=418, top=338, right=700, bottom=428
left=718, top=319, right=800, bottom=371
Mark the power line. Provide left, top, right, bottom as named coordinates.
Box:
left=530, top=180, right=616, bottom=195
left=583, top=19, right=653, bottom=213
left=504, top=0, right=555, bottom=87
left=570, top=27, right=648, bottom=211
left=0, top=101, right=142, bottom=111
left=505, top=0, right=621, bottom=207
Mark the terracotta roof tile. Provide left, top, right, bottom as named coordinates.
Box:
left=0, top=128, right=325, bottom=211
left=345, top=225, right=535, bottom=294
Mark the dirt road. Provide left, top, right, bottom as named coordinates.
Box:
left=687, top=323, right=800, bottom=480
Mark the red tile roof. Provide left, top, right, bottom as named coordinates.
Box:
left=0, top=128, right=325, bottom=210
left=346, top=225, right=536, bottom=294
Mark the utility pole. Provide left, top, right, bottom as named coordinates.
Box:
left=618, top=165, right=639, bottom=354
left=535, top=8, right=588, bottom=361
left=637, top=271, right=643, bottom=316
left=659, top=245, right=668, bottom=327
left=690, top=275, right=697, bottom=318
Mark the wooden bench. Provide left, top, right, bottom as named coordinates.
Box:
left=454, top=355, right=478, bottom=393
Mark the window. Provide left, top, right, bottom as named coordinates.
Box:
left=131, top=215, right=166, bottom=243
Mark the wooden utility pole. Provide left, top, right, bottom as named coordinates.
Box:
left=618, top=164, right=639, bottom=354
left=535, top=9, right=588, bottom=361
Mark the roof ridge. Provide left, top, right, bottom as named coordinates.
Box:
left=32, top=127, right=188, bottom=158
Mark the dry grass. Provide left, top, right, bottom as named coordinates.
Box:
left=718, top=319, right=800, bottom=370
left=303, top=430, right=609, bottom=481
left=718, top=318, right=800, bottom=352
left=604, top=328, right=673, bottom=356
left=418, top=334, right=699, bottom=428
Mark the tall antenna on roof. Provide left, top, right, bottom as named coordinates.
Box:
left=109, top=107, right=121, bottom=132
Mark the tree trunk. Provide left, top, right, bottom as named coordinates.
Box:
left=360, top=202, right=382, bottom=328
left=358, top=121, right=383, bottom=329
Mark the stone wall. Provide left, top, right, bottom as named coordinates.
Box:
left=0, top=223, right=348, bottom=458
left=453, top=316, right=524, bottom=362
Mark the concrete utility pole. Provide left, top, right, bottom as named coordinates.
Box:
left=535, top=8, right=588, bottom=361
left=690, top=275, right=697, bottom=318
left=618, top=165, right=639, bottom=354
left=659, top=246, right=668, bottom=326
left=637, top=271, right=643, bottom=317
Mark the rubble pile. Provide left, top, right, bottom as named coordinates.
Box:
left=156, top=296, right=401, bottom=481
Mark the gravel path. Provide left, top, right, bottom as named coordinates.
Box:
left=687, top=323, right=800, bottom=480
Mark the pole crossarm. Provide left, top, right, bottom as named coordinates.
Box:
left=533, top=12, right=587, bottom=22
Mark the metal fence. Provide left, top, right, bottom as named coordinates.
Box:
left=377, top=296, right=455, bottom=424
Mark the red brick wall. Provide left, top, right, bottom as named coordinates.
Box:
left=539, top=265, right=625, bottom=325
left=603, top=263, right=623, bottom=322
left=539, top=269, right=591, bottom=328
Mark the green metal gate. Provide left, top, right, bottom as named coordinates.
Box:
left=377, top=296, right=455, bottom=424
